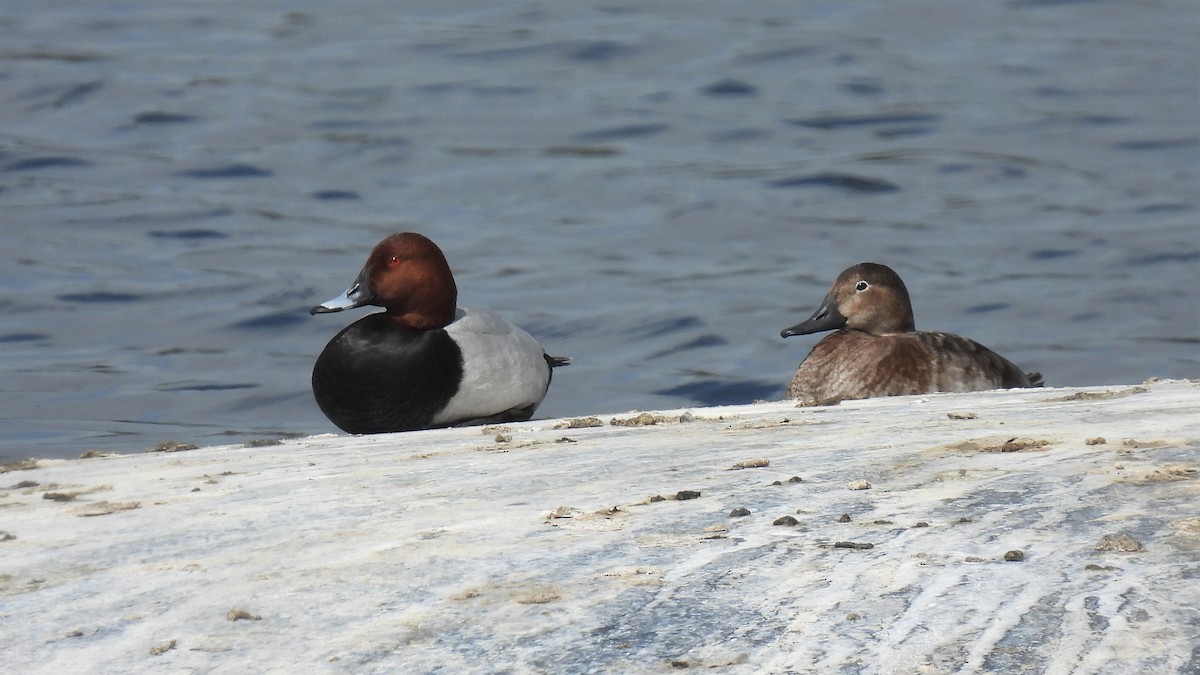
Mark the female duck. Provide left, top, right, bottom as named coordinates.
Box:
left=311, top=232, right=567, bottom=434
left=781, top=263, right=1041, bottom=405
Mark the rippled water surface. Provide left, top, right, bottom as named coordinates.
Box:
left=2, top=1, right=1196, bottom=461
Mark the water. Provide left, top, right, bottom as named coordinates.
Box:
left=1, top=0, right=1196, bottom=461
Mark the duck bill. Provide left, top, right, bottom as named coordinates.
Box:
left=310, top=267, right=377, bottom=315
left=780, top=292, right=847, bottom=338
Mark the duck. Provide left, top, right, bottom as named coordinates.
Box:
left=310, top=232, right=568, bottom=434
left=780, top=262, right=1041, bottom=405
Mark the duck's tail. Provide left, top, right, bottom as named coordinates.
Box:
left=1026, top=371, right=1044, bottom=388
left=546, top=354, right=571, bottom=368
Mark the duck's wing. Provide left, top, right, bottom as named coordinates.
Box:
left=918, top=332, right=1040, bottom=391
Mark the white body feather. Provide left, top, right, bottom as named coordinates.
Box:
left=429, top=308, right=552, bottom=426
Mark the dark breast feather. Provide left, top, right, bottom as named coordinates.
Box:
left=313, top=314, right=464, bottom=433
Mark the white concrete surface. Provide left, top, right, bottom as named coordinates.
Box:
left=2, top=379, right=1198, bottom=673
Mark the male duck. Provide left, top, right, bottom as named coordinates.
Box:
left=311, top=232, right=567, bottom=433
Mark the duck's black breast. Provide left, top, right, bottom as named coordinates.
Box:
left=312, top=313, right=464, bottom=434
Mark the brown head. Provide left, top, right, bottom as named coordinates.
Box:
left=781, top=262, right=916, bottom=338
left=311, top=232, right=458, bottom=330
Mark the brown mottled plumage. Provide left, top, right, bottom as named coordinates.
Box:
left=781, top=263, right=1042, bottom=405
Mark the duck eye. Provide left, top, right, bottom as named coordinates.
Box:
left=855, top=281, right=869, bottom=292
left=387, top=255, right=401, bottom=266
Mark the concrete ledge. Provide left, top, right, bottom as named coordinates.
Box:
left=2, top=380, right=1198, bottom=673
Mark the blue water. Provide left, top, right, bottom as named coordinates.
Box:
left=1, top=1, right=1196, bottom=461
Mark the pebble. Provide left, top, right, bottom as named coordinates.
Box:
left=1096, top=533, right=1144, bottom=552
left=833, top=542, right=874, bottom=550
left=731, top=458, right=770, bottom=469
left=227, top=609, right=262, bottom=622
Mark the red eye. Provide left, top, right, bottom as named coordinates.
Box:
left=388, top=255, right=401, bottom=266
